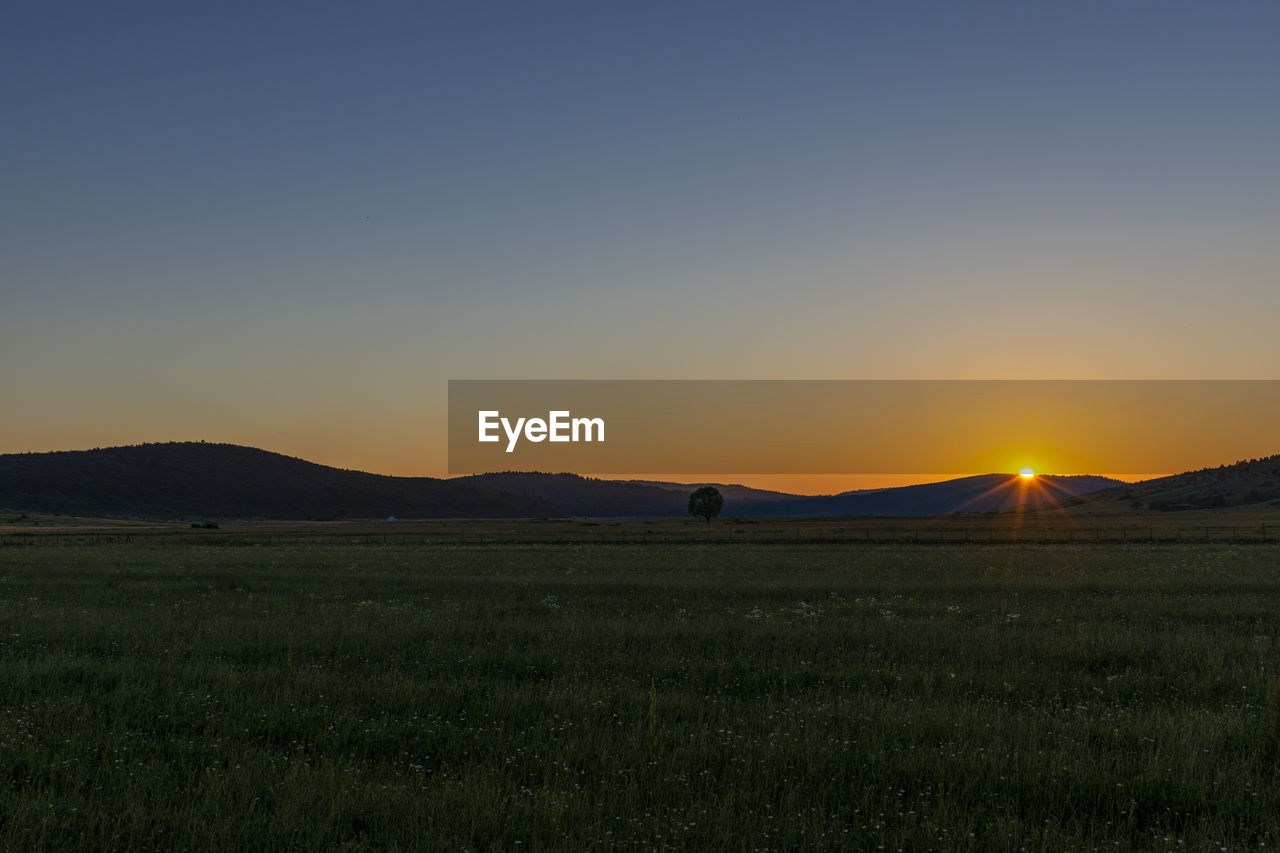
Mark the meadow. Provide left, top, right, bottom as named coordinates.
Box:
left=1, top=541, right=1278, bottom=850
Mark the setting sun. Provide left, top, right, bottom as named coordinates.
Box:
left=1019, top=468, right=1036, bottom=479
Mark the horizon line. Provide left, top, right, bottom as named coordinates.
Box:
left=0, top=441, right=1195, bottom=497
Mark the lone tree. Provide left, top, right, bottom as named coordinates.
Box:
left=688, top=486, right=724, bottom=524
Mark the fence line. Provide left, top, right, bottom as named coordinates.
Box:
left=2, top=524, right=1276, bottom=548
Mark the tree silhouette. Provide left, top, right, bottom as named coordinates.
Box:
left=688, top=486, right=724, bottom=524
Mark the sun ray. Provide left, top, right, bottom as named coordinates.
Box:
left=946, top=474, right=1027, bottom=514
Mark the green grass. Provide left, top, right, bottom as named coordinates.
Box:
left=7, top=508, right=1280, bottom=549
left=1, top=542, right=1278, bottom=850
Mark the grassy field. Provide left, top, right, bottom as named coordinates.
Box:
left=6, top=509, right=1280, bottom=546
left=1, top=542, right=1278, bottom=850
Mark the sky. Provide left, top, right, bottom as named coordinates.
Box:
left=4, top=1, right=1278, bottom=491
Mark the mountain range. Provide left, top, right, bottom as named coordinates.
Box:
left=1058, top=455, right=1280, bottom=513
left=2, top=442, right=1275, bottom=521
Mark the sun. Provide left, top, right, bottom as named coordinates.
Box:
left=1019, top=467, right=1036, bottom=479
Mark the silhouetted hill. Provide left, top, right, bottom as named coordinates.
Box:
left=457, top=473, right=809, bottom=516
left=742, top=474, right=1124, bottom=516
left=455, top=472, right=695, bottom=516
left=0, top=443, right=1199, bottom=520
left=622, top=480, right=816, bottom=505
left=0, top=443, right=551, bottom=520
left=1060, top=455, right=1280, bottom=513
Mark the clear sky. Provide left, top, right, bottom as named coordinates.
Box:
left=4, top=1, right=1278, bottom=490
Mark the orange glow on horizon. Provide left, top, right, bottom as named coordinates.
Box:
left=544, top=471, right=1162, bottom=496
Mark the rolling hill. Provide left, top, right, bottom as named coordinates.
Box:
left=457, top=472, right=807, bottom=516
left=455, top=472, right=697, bottom=517
left=0, top=443, right=552, bottom=520
left=621, top=480, right=817, bottom=505
left=1, top=442, right=1138, bottom=520
left=1056, top=455, right=1280, bottom=514
left=741, top=474, right=1125, bottom=516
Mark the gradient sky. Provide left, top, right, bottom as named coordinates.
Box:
left=4, top=1, right=1278, bottom=489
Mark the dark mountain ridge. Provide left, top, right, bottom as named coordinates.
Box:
left=1059, top=455, right=1280, bottom=513
left=744, top=473, right=1124, bottom=516
left=454, top=472, right=698, bottom=517
left=0, top=443, right=551, bottom=520
left=456, top=473, right=810, bottom=516
left=620, top=480, right=816, bottom=504
left=0, top=442, right=1183, bottom=520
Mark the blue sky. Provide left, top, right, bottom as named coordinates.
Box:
left=4, top=1, right=1278, bottom=480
